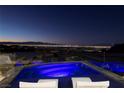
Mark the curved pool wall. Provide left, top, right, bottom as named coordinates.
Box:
left=10, top=62, right=124, bottom=88
left=90, top=61, right=124, bottom=74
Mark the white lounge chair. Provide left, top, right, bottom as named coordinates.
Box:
left=19, top=79, right=58, bottom=88
left=72, top=77, right=109, bottom=88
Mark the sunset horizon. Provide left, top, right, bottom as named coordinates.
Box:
left=0, top=6, right=124, bottom=45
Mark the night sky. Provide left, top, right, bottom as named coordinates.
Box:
left=0, top=5, right=124, bottom=45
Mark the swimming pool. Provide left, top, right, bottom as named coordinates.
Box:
left=90, top=61, right=124, bottom=75
left=10, top=62, right=124, bottom=88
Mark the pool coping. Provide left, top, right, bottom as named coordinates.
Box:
left=82, top=61, right=124, bottom=86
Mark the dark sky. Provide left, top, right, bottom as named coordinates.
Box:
left=0, top=5, right=124, bottom=45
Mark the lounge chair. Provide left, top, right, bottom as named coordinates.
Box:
left=19, top=79, right=58, bottom=88
left=72, top=77, right=109, bottom=88
left=72, top=77, right=92, bottom=88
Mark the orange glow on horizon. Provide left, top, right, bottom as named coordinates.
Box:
left=0, top=39, right=28, bottom=42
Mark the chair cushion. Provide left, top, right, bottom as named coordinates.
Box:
left=38, top=79, right=58, bottom=83
left=19, top=81, right=58, bottom=88
left=76, top=81, right=109, bottom=88
left=72, top=77, right=92, bottom=88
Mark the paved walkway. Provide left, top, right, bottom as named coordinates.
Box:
left=0, top=66, right=23, bottom=88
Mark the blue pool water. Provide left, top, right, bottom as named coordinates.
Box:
left=15, top=61, right=23, bottom=67
left=15, top=62, right=100, bottom=78
left=10, top=62, right=124, bottom=88
left=90, top=61, right=124, bottom=74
